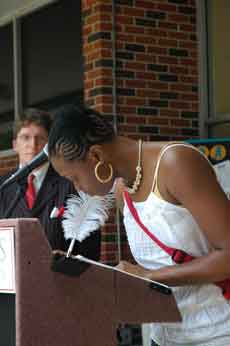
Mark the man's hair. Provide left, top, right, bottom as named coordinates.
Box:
left=48, top=104, right=115, bottom=160
left=13, top=108, right=53, bottom=139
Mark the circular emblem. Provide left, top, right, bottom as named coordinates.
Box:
left=210, top=144, right=226, bottom=161
left=197, top=145, right=209, bottom=158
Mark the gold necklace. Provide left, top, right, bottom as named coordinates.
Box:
left=126, top=139, right=142, bottom=194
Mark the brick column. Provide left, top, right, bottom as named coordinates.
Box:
left=82, top=0, right=199, bottom=264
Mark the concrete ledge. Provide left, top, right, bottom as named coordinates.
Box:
left=0, top=149, right=17, bottom=159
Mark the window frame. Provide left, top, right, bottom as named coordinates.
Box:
left=0, top=0, right=57, bottom=122
left=197, top=0, right=211, bottom=138
left=197, top=0, right=230, bottom=138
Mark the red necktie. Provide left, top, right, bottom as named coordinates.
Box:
left=25, top=174, right=36, bottom=209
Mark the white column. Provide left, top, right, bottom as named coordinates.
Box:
left=142, top=324, right=151, bottom=346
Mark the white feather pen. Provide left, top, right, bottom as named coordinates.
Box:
left=62, top=191, right=114, bottom=257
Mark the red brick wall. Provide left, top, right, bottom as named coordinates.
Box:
left=0, top=152, right=18, bottom=176
left=82, top=0, right=199, bottom=263
left=82, top=0, right=198, bottom=140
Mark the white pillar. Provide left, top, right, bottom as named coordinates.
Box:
left=142, top=324, right=151, bottom=346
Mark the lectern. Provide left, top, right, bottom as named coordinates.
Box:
left=0, top=219, right=181, bottom=346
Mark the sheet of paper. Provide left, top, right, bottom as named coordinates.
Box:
left=74, top=254, right=171, bottom=295
left=0, top=227, right=15, bottom=294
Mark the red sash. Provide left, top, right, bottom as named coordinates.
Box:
left=124, top=190, right=230, bottom=300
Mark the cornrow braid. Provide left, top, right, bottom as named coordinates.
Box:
left=48, top=104, right=115, bottom=161
left=55, top=139, right=85, bottom=160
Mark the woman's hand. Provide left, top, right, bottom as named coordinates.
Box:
left=52, top=249, right=67, bottom=256
left=51, top=249, right=90, bottom=276
left=116, top=260, right=151, bottom=279
left=52, top=249, right=76, bottom=259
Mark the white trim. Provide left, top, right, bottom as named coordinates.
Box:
left=13, top=18, right=22, bottom=120
left=205, top=0, right=215, bottom=120
left=0, top=0, right=57, bottom=27
left=142, top=324, right=151, bottom=346
left=196, top=0, right=209, bottom=138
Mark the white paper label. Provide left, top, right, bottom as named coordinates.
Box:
left=0, top=227, right=15, bottom=294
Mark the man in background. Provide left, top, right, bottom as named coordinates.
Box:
left=0, top=108, right=100, bottom=346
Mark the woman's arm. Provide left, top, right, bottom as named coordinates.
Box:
left=117, top=146, right=230, bottom=286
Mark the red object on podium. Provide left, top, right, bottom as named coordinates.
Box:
left=0, top=219, right=181, bottom=346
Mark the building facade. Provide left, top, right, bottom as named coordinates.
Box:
left=1, top=1, right=230, bottom=345
left=0, top=0, right=201, bottom=266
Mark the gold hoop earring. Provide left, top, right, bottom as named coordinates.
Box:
left=94, top=161, right=113, bottom=184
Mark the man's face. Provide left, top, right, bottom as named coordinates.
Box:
left=13, top=123, right=48, bottom=166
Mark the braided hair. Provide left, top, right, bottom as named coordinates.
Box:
left=48, top=104, right=115, bottom=161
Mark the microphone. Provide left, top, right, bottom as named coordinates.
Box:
left=0, top=144, right=48, bottom=191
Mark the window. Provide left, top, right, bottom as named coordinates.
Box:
left=0, top=24, right=14, bottom=150
left=199, top=0, right=230, bottom=138
left=21, top=0, right=83, bottom=110
left=208, top=0, right=230, bottom=137
left=0, top=0, right=83, bottom=150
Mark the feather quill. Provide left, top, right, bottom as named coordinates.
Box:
left=62, top=191, right=114, bottom=244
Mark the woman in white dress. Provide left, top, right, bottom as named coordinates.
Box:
left=48, top=105, right=230, bottom=346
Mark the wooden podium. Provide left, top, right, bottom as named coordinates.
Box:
left=0, top=219, right=181, bottom=346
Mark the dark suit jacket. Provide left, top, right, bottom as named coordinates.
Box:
left=0, top=165, right=100, bottom=260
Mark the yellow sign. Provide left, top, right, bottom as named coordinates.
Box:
left=210, top=145, right=226, bottom=161
left=198, top=145, right=209, bottom=158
